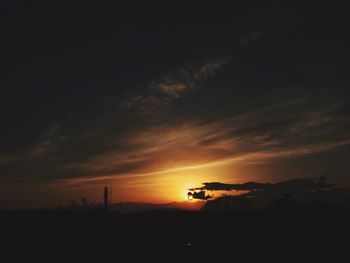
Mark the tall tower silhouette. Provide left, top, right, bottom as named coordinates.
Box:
left=103, top=181, right=109, bottom=210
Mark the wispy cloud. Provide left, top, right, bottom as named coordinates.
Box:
left=238, top=3, right=295, bottom=46
left=1, top=122, right=68, bottom=161
left=121, top=57, right=229, bottom=116
left=3, top=94, right=348, bottom=187
left=0, top=154, right=15, bottom=164
left=63, top=99, right=350, bottom=184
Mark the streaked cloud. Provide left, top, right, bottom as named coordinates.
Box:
left=63, top=99, right=350, bottom=184
left=121, top=57, right=229, bottom=116
left=0, top=154, right=15, bottom=164
left=1, top=122, right=68, bottom=162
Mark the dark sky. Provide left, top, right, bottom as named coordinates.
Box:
left=1, top=2, right=349, bottom=208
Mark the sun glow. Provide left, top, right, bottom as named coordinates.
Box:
left=187, top=191, right=193, bottom=201
left=60, top=159, right=242, bottom=205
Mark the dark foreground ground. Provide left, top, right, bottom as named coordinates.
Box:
left=1, top=203, right=349, bottom=260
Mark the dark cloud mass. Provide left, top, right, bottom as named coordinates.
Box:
left=0, top=2, right=349, bottom=207
left=191, top=178, right=335, bottom=193
left=189, top=178, right=350, bottom=208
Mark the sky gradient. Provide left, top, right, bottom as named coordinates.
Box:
left=1, top=2, right=349, bottom=208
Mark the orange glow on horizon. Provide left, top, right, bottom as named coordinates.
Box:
left=57, top=149, right=273, bottom=205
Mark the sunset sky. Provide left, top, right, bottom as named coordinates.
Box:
left=1, top=2, right=349, bottom=208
